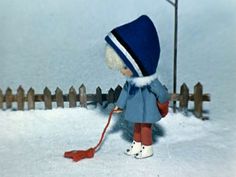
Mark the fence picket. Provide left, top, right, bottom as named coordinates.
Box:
left=69, top=87, right=77, bottom=108
left=17, top=86, right=25, bottom=110
left=6, top=88, right=13, bottom=109
left=79, top=84, right=87, bottom=108
left=107, top=88, right=115, bottom=103
left=96, top=87, right=102, bottom=105
left=55, top=87, right=64, bottom=108
left=27, top=88, right=35, bottom=110
left=179, top=83, right=189, bottom=114
left=0, top=89, right=3, bottom=109
left=44, top=87, right=52, bottom=109
left=114, top=85, right=122, bottom=102
left=194, top=82, right=203, bottom=118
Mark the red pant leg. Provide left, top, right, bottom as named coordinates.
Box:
left=133, top=123, right=141, bottom=142
left=141, top=123, right=152, bottom=146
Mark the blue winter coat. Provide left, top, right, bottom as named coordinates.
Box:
left=116, top=79, right=169, bottom=123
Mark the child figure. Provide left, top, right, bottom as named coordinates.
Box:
left=105, top=15, right=169, bottom=159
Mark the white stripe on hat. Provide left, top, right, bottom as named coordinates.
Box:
left=108, top=33, right=143, bottom=77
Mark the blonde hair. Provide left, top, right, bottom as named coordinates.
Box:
left=105, top=44, right=125, bottom=70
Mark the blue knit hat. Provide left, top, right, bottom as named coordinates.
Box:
left=105, top=15, right=161, bottom=77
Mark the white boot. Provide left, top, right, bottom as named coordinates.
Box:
left=124, top=140, right=142, bottom=156
left=135, top=145, right=153, bottom=159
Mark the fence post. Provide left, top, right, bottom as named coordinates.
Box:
left=107, top=88, right=115, bottom=103
left=179, top=83, right=189, bottom=114
left=17, top=86, right=25, bottom=110
left=44, top=87, right=52, bottom=110
left=96, top=87, right=103, bottom=105
left=6, top=87, right=13, bottom=109
left=27, top=88, right=35, bottom=110
left=79, top=84, right=87, bottom=108
left=55, top=87, right=64, bottom=108
left=0, top=89, right=3, bottom=109
left=69, top=87, right=77, bottom=108
left=194, top=82, right=203, bottom=118
left=114, top=85, right=122, bottom=102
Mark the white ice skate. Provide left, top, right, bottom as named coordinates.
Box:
left=135, top=145, right=153, bottom=159
left=124, top=140, right=142, bottom=156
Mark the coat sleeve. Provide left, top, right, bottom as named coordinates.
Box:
left=149, top=79, right=170, bottom=103
left=116, top=82, right=129, bottom=109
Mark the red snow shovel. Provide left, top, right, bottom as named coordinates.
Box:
left=64, top=109, right=115, bottom=162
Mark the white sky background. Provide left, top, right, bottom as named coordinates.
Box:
left=0, top=0, right=235, bottom=93
left=0, top=0, right=172, bottom=93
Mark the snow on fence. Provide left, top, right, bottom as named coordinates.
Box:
left=0, top=83, right=210, bottom=119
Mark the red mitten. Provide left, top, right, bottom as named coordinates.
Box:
left=64, top=150, right=78, bottom=159
left=64, top=148, right=95, bottom=162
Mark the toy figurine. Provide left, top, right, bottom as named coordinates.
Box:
left=105, top=15, right=169, bottom=159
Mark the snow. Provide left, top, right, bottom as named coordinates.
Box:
left=0, top=0, right=236, bottom=176
left=0, top=107, right=233, bottom=177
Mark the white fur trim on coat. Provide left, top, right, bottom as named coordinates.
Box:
left=127, top=72, right=158, bottom=87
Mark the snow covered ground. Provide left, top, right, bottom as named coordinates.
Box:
left=0, top=106, right=234, bottom=177
left=0, top=0, right=236, bottom=176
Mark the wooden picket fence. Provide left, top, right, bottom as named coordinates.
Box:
left=0, top=82, right=210, bottom=119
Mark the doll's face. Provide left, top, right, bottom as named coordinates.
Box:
left=120, top=67, right=133, bottom=77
